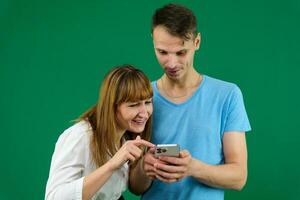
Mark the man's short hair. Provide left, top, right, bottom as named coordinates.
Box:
left=152, top=3, right=197, bottom=40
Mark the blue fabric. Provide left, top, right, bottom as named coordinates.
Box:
left=142, top=75, right=251, bottom=200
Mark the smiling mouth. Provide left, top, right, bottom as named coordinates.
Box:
left=132, top=119, right=147, bottom=125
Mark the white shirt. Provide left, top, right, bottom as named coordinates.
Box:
left=45, top=121, right=128, bottom=200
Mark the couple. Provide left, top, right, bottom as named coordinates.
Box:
left=45, top=4, right=251, bottom=200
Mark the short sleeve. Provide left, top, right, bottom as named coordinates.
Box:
left=224, top=85, right=251, bottom=133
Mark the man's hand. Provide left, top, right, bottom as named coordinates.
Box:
left=143, top=148, right=158, bottom=180
left=153, top=150, right=193, bottom=183
left=143, top=147, right=169, bottom=180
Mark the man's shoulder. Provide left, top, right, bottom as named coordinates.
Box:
left=151, top=80, right=157, bottom=85
left=204, top=75, right=238, bottom=92
left=151, top=80, right=158, bottom=92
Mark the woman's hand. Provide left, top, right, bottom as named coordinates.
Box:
left=108, top=136, right=155, bottom=170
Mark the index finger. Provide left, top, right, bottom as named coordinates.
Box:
left=133, top=139, right=155, bottom=148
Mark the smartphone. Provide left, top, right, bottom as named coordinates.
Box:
left=155, top=144, right=180, bottom=158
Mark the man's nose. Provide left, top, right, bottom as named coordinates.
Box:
left=166, top=54, right=178, bottom=68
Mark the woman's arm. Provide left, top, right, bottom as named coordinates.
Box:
left=82, top=162, right=114, bottom=200
left=46, top=127, right=154, bottom=200
left=129, top=156, right=152, bottom=195
left=45, top=127, right=89, bottom=200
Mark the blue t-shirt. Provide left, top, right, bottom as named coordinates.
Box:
left=142, top=75, right=251, bottom=200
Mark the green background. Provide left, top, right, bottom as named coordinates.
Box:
left=1, top=0, right=299, bottom=199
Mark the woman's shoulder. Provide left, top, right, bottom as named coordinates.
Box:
left=56, top=120, right=93, bottom=148
left=65, top=120, right=92, bottom=134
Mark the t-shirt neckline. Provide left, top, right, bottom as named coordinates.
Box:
left=154, top=75, right=207, bottom=107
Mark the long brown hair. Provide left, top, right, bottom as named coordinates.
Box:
left=78, top=65, right=153, bottom=167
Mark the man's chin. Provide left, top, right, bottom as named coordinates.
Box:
left=167, top=73, right=181, bottom=80
left=165, top=70, right=181, bottom=79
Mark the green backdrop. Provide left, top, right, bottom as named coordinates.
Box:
left=1, top=0, right=299, bottom=199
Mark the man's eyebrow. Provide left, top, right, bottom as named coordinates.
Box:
left=155, top=48, right=187, bottom=53
left=175, top=49, right=188, bottom=54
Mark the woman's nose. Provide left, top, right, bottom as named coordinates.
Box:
left=138, top=104, right=147, bottom=116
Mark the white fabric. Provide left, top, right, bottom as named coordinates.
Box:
left=45, top=121, right=128, bottom=200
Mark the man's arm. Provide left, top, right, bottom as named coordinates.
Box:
left=154, top=132, right=248, bottom=190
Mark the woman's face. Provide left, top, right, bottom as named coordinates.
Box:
left=116, top=98, right=153, bottom=133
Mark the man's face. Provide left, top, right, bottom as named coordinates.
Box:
left=152, top=26, right=200, bottom=80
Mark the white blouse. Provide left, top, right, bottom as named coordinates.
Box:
left=45, top=121, right=128, bottom=200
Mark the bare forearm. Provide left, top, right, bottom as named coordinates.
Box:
left=129, top=158, right=152, bottom=195
left=190, top=158, right=247, bottom=190
left=82, top=162, right=114, bottom=200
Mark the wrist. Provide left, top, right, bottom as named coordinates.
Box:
left=187, top=158, right=197, bottom=177
left=106, top=159, right=118, bottom=172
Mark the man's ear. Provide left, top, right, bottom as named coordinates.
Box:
left=195, top=32, right=201, bottom=50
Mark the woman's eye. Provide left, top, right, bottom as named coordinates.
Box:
left=145, top=100, right=152, bottom=104
left=129, top=103, right=138, bottom=107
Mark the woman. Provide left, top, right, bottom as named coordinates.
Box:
left=45, top=65, right=155, bottom=200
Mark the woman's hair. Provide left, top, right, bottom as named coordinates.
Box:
left=77, top=64, right=153, bottom=167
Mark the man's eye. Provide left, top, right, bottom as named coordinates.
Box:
left=158, top=50, right=167, bottom=55
left=129, top=103, right=138, bottom=107
left=176, top=51, right=187, bottom=56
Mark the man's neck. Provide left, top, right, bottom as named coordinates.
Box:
left=157, top=69, right=203, bottom=103
left=163, top=69, right=201, bottom=89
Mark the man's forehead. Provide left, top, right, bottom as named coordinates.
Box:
left=153, top=28, right=182, bottom=42
left=154, top=39, right=184, bottom=47
left=153, top=37, right=192, bottom=52
left=152, top=26, right=194, bottom=43
left=152, top=29, right=195, bottom=53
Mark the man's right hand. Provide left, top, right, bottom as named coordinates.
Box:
left=143, top=147, right=171, bottom=180
left=143, top=147, right=158, bottom=180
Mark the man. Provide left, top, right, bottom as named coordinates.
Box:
left=129, top=3, right=251, bottom=200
